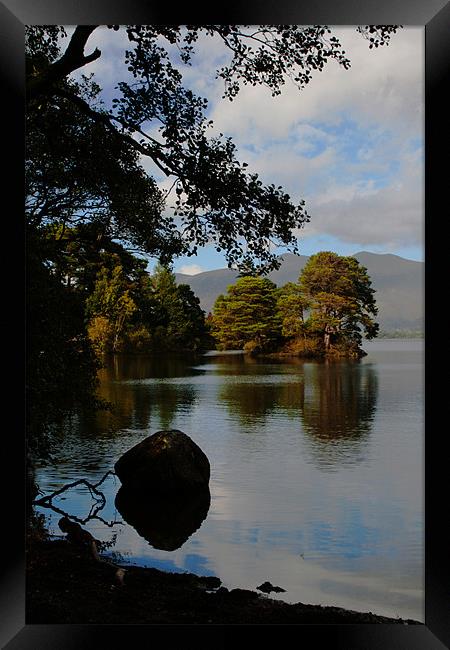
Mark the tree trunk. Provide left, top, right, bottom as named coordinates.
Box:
left=27, top=26, right=101, bottom=103
left=324, top=322, right=335, bottom=352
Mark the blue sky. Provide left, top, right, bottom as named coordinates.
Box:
left=64, top=26, right=424, bottom=274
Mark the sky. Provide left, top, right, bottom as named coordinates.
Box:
left=65, top=26, right=424, bottom=275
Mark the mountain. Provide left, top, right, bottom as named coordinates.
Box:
left=175, top=252, right=424, bottom=334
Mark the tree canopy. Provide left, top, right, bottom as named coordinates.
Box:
left=26, top=24, right=399, bottom=272
left=299, top=252, right=379, bottom=352
left=212, top=276, right=281, bottom=352
left=85, top=261, right=211, bottom=354
left=148, top=264, right=211, bottom=351
left=276, top=281, right=309, bottom=339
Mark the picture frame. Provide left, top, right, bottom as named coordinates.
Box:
left=2, top=0, right=448, bottom=647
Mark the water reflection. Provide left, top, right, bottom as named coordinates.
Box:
left=203, top=352, right=303, bottom=376
left=300, top=362, right=378, bottom=470
left=218, top=380, right=285, bottom=425
left=213, top=358, right=308, bottom=426
left=34, top=343, right=423, bottom=621
left=115, top=486, right=211, bottom=551
left=102, top=353, right=205, bottom=380
left=75, top=371, right=199, bottom=436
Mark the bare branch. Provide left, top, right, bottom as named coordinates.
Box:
left=34, top=470, right=116, bottom=506
left=33, top=470, right=122, bottom=528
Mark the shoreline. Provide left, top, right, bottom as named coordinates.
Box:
left=27, top=539, right=422, bottom=625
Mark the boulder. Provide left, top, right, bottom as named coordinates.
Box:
left=114, top=429, right=210, bottom=495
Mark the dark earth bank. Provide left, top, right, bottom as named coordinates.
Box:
left=27, top=539, right=421, bottom=625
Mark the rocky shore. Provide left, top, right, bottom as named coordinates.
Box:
left=27, top=539, right=421, bottom=625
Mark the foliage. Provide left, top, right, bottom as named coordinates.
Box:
left=26, top=237, right=101, bottom=459
left=211, top=276, right=281, bottom=352
left=86, top=265, right=137, bottom=352
left=41, top=223, right=150, bottom=295
left=281, top=335, right=324, bottom=358
left=124, top=324, right=153, bottom=351
left=276, top=282, right=310, bottom=338
left=84, top=262, right=211, bottom=354
left=26, top=83, right=175, bottom=262
left=87, top=316, right=114, bottom=355
left=149, top=264, right=210, bottom=351
left=299, top=252, right=379, bottom=353
left=210, top=252, right=379, bottom=357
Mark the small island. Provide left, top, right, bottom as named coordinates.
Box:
left=210, top=251, right=379, bottom=359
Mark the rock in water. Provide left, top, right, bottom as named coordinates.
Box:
left=114, top=429, right=210, bottom=495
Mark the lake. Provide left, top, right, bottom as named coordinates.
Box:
left=35, top=338, right=424, bottom=621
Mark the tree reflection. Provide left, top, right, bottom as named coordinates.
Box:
left=150, top=383, right=198, bottom=430
left=218, top=380, right=284, bottom=425
left=70, top=357, right=200, bottom=438
left=275, top=380, right=306, bottom=413
left=101, top=352, right=204, bottom=381
left=299, top=361, right=378, bottom=470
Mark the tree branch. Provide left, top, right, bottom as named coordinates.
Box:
left=34, top=470, right=116, bottom=507
left=53, top=88, right=176, bottom=179
left=33, top=471, right=122, bottom=528
left=27, top=26, right=101, bottom=103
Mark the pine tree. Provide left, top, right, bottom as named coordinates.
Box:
left=212, top=276, right=281, bottom=352
left=299, top=252, right=379, bottom=353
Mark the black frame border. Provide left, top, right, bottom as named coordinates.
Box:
left=2, top=0, right=449, bottom=647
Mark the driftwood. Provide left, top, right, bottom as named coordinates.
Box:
left=33, top=471, right=126, bottom=585
left=33, top=470, right=121, bottom=527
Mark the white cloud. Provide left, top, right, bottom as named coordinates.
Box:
left=178, top=264, right=205, bottom=275
left=301, top=154, right=424, bottom=249
left=61, top=26, right=424, bottom=257
left=238, top=143, right=337, bottom=195
left=208, top=27, right=424, bottom=143
left=202, top=27, right=424, bottom=253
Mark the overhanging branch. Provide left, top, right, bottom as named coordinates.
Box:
left=53, top=88, right=176, bottom=179
left=27, top=26, right=101, bottom=103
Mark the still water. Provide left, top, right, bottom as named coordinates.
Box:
left=35, top=339, right=424, bottom=621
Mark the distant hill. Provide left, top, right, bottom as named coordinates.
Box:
left=175, top=252, right=424, bottom=335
